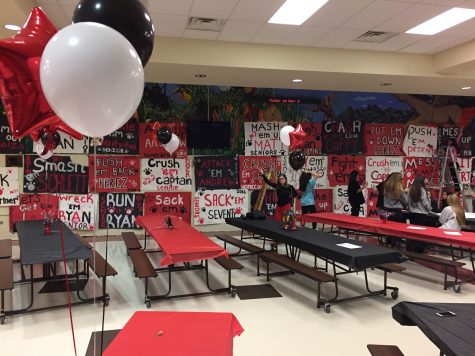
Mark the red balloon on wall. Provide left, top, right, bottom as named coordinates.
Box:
left=289, top=124, right=306, bottom=150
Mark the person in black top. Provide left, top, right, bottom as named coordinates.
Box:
left=261, top=172, right=299, bottom=221
left=347, top=170, right=367, bottom=216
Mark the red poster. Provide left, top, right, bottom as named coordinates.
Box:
left=139, top=123, right=187, bottom=158
left=144, top=192, right=191, bottom=223
left=364, top=124, right=404, bottom=155
left=295, top=188, right=333, bottom=215
left=327, top=155, right=365, bottom=187
left=9, top=194, right=59, bottom=231
left=239, top=156, right=281, bottom=190
left=365, top=188, right=379, bottom=218
left=89, top=156, right=140, bottom=192
left=403, top=157, right=439, bottom=187
left=301, top=123, right=322, bottom=156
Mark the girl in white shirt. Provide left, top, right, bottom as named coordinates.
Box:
left=439, top=194, right=465, bottom=230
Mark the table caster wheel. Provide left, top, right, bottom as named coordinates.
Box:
left=145, top=299, right=151, bottom=309
left=453, top=285, right=461, bottom=293
left=104, top=298, right=110, bottom=307
left=230, top=288, right=237, bottom=298
left=324, top=303, right=331, bottom=313
left=391, top=290, right=399, bottom=300
left=0, top=315, right=5, bottom=325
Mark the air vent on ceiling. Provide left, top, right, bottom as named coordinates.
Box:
left=354, top=31, right=398, bottom=43
left=186, top=17, right=226, bottom=32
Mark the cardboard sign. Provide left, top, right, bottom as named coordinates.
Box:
left=364, top=124, right=404, bottom=156
left=139, top=123, right=187, bottom=158
left=58, top=194, right=97, bottom=230
left=402, top=125, right=438, bottom=157
left=194, top=156, right=239, bottom=190
left=244, top=122, right=288, bottom=156
left=471, top=158, right=475, bottom=189
left=141, top=158, right=192, bottom=191
left=0, top=167, right=19, bottom=206
left=55, top=131, right=89, bottom=154
left=89, top=156, right=140, bottom=192
left=437, top=126, right=472, bottom=158
left=333, top=186, right=366, bottom=216
left=327, top=155, right=366, bottom=187
left=239, top=156, right=282, bottom=190
left=365, top=188, right=379, bottom=218
left=0, top=116, right=27, bottom=153
left=193, top=189, right=248, bottom=225
left=365, top=156, right=404, bottom=188
left=403, top=157, right=439, bottom=187
left=9, top=194, right=59, bottom=231
left=98, top=193, right=144, bottom=229
left=144, top=192, right=191, bottom=223
left=90, top=118, right=139, bottom=155
left=295, top=188, right=333, bottom=215
left=322, top=120, right=363, bottom=154
left=281, top=155, right=329, bottom=189
left=301, top=123, right=322, bottom=156
left=23, top=155, right=89, bottom=194
left=250, top=189, right=276, bottom=217
left=457, top=157, right=472, bottom=188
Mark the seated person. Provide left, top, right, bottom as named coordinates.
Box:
left=439, top=194, right=465, bottom=230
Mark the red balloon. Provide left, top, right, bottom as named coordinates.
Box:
left=289, top=124, right=306, bottom=150
left=0, top=7, right=82, bottom=141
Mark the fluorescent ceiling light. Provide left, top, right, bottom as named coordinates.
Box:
left=406, top=8, right=475, bottom=35
left=269, top=0, right=328, bottom=26
left=292, top=78, right=303, bottom=83
left=4, top=24, right=21, bottom=31
left=461, top=86, right=471, bottom=90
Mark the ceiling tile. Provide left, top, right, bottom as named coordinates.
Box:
left=419, top=0, right=464, bottom=5
left=229, top=0, right=284, bottom=22
left=282, top=26, right=332, bottom=46
left=183, top=29, right=220, bottom=40
left=250, top=23, right=297, bottom=44
left=313, top=28, right=365, bottom=48
left=371, top=33, right=425, bottom=51
left=218, top=20, right=263, bottom=42
left=305, top=0, right=374, bottom=28
left=151, top=13, right=188, bottom=37
left=190, top=0, right=239, bottom=19
left=400, top=34, right=467, bottom=53
left=147, top=0, right=194, bottom=15
left=341, top=41, right=379, bottom=50
left=438, top=17, right=475, bottom=37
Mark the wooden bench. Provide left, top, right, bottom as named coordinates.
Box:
left=0, top=258, right=13, bottom=324
left=375, top=263, right=406, bottom=299
left=127, top=249, right=157, bottom=308
left=121, top=232, right=142, bottom=251
left=215, top=233, right=264, bottom=256
left=258, top=251, right=337, bottom=310
left=214, top=256, right=243, bottom=297
left=367, top=344, right=404, bottom=356
left=0, top=240, right=12, bottom=259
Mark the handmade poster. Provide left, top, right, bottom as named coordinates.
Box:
left=23, top=155, right=89, bottom=194
left=58, top=194, right=97, bottom=230
left=295, top=188, right=333, bottom=216
left=98, top=193, right=144, bottom=229
left=250, top=189, right=276, bottom=217
left=403, top=157, right=439, bottom=187
left=364, top=123, right=404, bottom=156
left=300, top=122, right=322, bottom=156
left=194, top=156, right=239, bottom=190
left=281, top=155, right=329, bottom=189
left=365, top=188, right=379, bottom=218
left=90, top=118, right=139, bottom=155
left=457, top=157, right=472, bottom=188
left=89, top=156, right=140, bottom=192
left=471, top=158, right=475, bottom=189
left=244, top=121, right=288, bottom=156
left=0, top=116, right=28, bottom=153
left=0, top=167, right=19, bottom=206
left=9, top=194, right=59, bottom=231
left=327, top=155, right=366, bottom=187
left=141, top=158, right=192, bottom=191
left=437, top=126, right=472, bottom=158
left=402, top=125, right=438, bottom=157
left=54, top=131, right=89, bottom=154
left=239, top=156, right=282, bottom=190
left=365, top=156, right=403, bottom=188
left=322, top=120, right=363, bottom=155
left=332, top=185, right=366, bottom=216
left=144, top=192, right=191, bottom=223
left=193, top=189, right=248, bottom=225
left=139, top=123, right=187, bottom=158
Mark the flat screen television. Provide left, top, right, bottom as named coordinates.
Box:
left=186, top=121, right=230, bottom=149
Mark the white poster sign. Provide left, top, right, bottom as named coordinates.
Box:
left=281, top=155, right=329, bottom=189
left=244, top=122, right=289, bottom=156
left=402, top=125, right=438, bottom=157
left=54, top=131, right=89, bottom=154
left=332, top=185, right=366, bottom=216
left=141, top=158, right=192, bottom=192
left=365, top=156, right=403, bottom=188
left=58, top=194, right=97, bottom=230
left=0, top=167, right=19, bottom=206
left=193, top=189, right=248, bottom=225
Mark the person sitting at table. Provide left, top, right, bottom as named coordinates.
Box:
left=439, top=194, right=465, bottom=230
left=299, top=170, right=321, bottom=229
left=347, top=170, right=367, bottom=217
left=261, top=171, right=299, bottom=222
left=431, top=189, right=448, bottom=213
left=383, top=172, right=408, bottom=223
left=407, top=175, right=432, bottom=252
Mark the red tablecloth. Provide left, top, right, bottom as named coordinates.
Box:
left=103, top=311, right=244, bottom=356
left=136, top=215, right=228, bottom=266
left=303, top=213, right=475, bottom=249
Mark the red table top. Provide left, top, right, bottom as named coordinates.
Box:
left=103, top=311, right=244, bottom=356
left=303, top=213, right=475, bottom=249
left=136, top=215, right=228, bottom=266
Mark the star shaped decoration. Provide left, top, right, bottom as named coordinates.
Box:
left=0, top=7, right=82, bottom=141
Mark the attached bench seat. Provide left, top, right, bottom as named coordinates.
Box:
left=121, top=232, right=142, bottom=250
left=215, top=233, right=264, bottom=255
left=367, top=344, right=404, bottom=356
left=0, top=240, right=12, bottom=259
left=0, top=258, right=13, bottom=324
left=214, top=256, right=243, bottom=298
left=127, top=248, right=157, bottom=308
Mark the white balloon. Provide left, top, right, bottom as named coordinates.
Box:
left=163, top=134, right=180, bottom=154
left=40, top=22, right=144, bottom=138
left=34, top=141, right=53, bottom=160
left=279, top=125, right=294, bottom=146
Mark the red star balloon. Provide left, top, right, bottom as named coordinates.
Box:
left=289, top=124, right=306, bottom=150
left=0, top=7, right=82, bottom=141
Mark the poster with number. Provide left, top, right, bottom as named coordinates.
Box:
left=244, top=122, right=288, bottom=156
left=58, top=194, right=97, bottom=230
left=0, top=116, right=28, bottom=153
left=332, top=186, right=366, bottom=216
left=281, top=155, right=329, bottom=189
left=141, top=158, right=192, bottom=191
left=364, top=123, right=404, bottom=156
left=98, top=193, right=144, bottom=229
left=402, top=125, right=438, bottom=157
left=90, top=118, right=139, bottom=155
left=193, top=189, right=248, bottom=225
left=194, top=156, right=239, bottom=190
left=144, top=192, right=191, bottom=223
left=239, top=156, right=281, bottom=190
left=9, top=194, right=59, bottom=231
left=403, top=157, right=439, bottom=187
left=89, top=156, right=140, bottom=192
left=322, top=120, right=363, bottom=155
left=327, top=155, right=365, bottom=187
left=365, top=156, right=403, bottom=188
left=0, top=167, right=19, bottom=206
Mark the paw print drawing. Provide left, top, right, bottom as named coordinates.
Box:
left=125, top=208, right=133, bottom=215
left=280, top=150, right=286, bottom=155
left=126, top=133, right=134, bottom=139
left=108, top=207, right=115, bottom=214
left=0, top=188, right=3, bottom=195
left=150, top=207, right=158, bottom=213
left=180, top=207, right=187, bottom=214
left=24, top=173, right=36, bottom=191
left=198, top=217, right=205, bottom=224
left=201, top=207, right=206, bottom=213
left=246, top=140, right=252, bottom=146
left=235, top=207, right=242, bottom=215
left=198, top=190, right=205, bottom=196
left=144, top=168, right=152, bottom=175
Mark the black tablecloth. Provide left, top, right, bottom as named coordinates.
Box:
left=226, top=218, right=404, bottom=269
left=16, top=220, right=91, bottom=265
left=392, top=302, right=475, bottom=356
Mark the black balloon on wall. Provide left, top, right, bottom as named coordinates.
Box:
left=72, top=0, right=155, bottom=66
left=157, top=127, right=172, bottom=145
left=289, top=150, right=305, bottom=171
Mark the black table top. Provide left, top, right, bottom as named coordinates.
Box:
left=392, top=302, right=475, bottom=356
left=226, top=217, right=404, bottom=269
left=16, top=220, right=91, bottom=265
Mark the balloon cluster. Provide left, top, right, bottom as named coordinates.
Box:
left=156, top=126, right=180, bottom=155
left=279, top=124, right=307, bottom=170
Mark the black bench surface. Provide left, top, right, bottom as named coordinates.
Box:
left=367, top=344, right=404, bottom=356
left=0, top=239, right=12, bottom=259
left=128, top=249, right=157, bottom=278
left=121, top=232, right=142, bottom=250
left=215, top=234, right=263, bottom=253
left=401, top=250, right=465, bottom=267
left=214, top=256, right=243, bottom=270
left=88, top=251, right=118, bottom=277
left=0, top=258, right=13, bottom=290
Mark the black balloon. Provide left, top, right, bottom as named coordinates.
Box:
left=73, top=0, right=154, bottom=66
left=289, top=150, right=305, bottom=171
left=157, top=127, right=172, bottom=145
left=52, top=132, right=61, bottom=148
